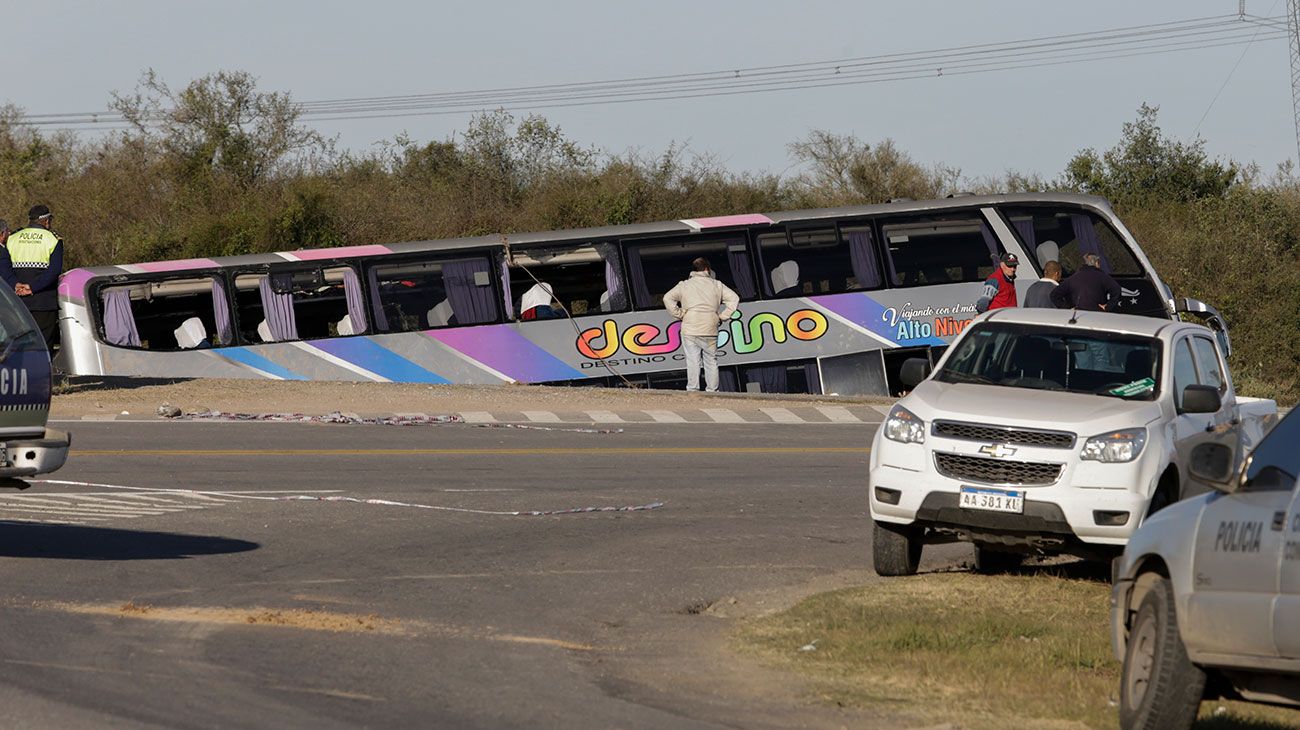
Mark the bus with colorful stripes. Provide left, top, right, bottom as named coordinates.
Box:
left=56, top=193, right=1228, bottom=396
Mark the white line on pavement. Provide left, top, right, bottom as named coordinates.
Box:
left=457, top=412, right=496, bottom=424
left=760, top=407, right=804, bottom=424
left=643, top=410, right=687, bottom=423
left=815, top=406, right=861, bottom=423
left=584, top=410, right=624, bottom=423
left=521, top=411, right=561, bottom=423
left=701, top=408, right=746, bottom=423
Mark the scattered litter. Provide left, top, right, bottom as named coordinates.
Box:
left=471, top=422, right=623, bottom=434
left=170, top=410, right=462, bottom=426
left=1214, top=706, right=1227, bottom=716
left=266, top=494, right=664, bottom=517
left=165, top=409, right=623, bottom=433
left=798, top=639, right=819, bottom=652
left=33, top=479, right=663, bottom=518
left=120, top=411, right=130, bottom=415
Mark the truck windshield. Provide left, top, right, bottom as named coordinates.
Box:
left=935, top=323, right=1162, bottom=400
left=0, top=285, right=41, bottom=354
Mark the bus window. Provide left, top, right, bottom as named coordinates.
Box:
left=624, top=237, right=757, bottom=309
left=1000, top=207, right=1143, bottom=276
left=98, top=276, right=231, bottom=350
left=368, top=256, right=499, bottom=332
left=509, top=243, right=626, bottom=318
left=880, top=215, right=999, bottom=287
left=234, top=266, right=360, bottom=343
left=758, top=226, right=879, bottom=297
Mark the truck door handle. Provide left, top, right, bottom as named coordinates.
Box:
left=1273, top=511, right=1286, bottom=531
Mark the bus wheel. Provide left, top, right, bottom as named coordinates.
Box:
left=872, top=521, right=921, bottom=576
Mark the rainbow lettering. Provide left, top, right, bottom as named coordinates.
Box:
left=576, top=309, right=828, bottom=360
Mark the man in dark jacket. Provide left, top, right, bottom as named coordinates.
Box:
left=0, top=205, right=65, bottom=349
left=1024, top=260, right=1062, bottom=308
left=1050, top=253, right=1120, bottom=311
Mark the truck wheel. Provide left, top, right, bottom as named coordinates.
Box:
left=973, top=545, right=1022, bottom=574
left=1119, top=576, right=1205, bottom=730
left=872, top=521, right=922, bottom=576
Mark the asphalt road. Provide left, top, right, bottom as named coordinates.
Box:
left=0, top=418, right=962, bottom=729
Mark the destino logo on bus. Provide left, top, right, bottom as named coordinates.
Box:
left=576, top=309, right=828, bottom=361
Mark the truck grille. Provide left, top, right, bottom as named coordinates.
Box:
left=935, top=452, right=1063, bottom=486
left=932, top=420, right=1076, bottom=449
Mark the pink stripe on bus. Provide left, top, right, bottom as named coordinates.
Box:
left=58, top=269, right=96, bottom=300
left=290, top=245, right=392, bottom=261
left=684, top=214, right=774, bottom=229
left=135, top=258, right=220, bottom=272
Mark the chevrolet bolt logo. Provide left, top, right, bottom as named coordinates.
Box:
left=978, top=444, right=1018, bottom=458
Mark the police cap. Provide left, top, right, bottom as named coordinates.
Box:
left=28, top=204, right=50, bottom=221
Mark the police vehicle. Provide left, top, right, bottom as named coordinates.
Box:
left=0, top=278, right=69, bottom=481
left=1111, top=407, right=1299, bottom=729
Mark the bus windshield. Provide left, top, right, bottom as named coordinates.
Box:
left=935, top=323, right=1161, bottom=400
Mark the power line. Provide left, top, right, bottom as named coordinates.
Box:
left=28, top=14, right=1288, bottom=133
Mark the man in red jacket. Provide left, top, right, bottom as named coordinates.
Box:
left=975, top=253, right=1019, bottom=313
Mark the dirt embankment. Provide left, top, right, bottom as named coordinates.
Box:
left=51, top=378, right=893, bottom=419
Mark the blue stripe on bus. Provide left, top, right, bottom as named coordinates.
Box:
left=218, top=348, right=308, bottom=380
left=308, top=338, right=450, bottom=384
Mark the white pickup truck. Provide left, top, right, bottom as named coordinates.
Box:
left=867, top=308, right=1276, bottom=575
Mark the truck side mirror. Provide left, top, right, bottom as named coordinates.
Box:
left=1181, top=384, right=1221, bottom=414
left=1189, top=442, right=1241, bottom=494
left=900, top=358, right=932, bottom=388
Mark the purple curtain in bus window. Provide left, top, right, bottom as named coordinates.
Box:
left=500, top=258, right=514, bottom=319
left=1071, top=214, right=1112, bottom=273
left=210, top=280, right=232, bottom=345
left=804, top=362, right=822, bottom=394
left=624, top=247, right=652, bottom=307
left=746, top=364, right=788, bottom=394
left=101, top=288, right=141, bottom=347
left=342, top=268, right=368, bottom=334
left=258, top=276, right=298, bottom=341
left=1012, top=218, right=1036, bottom=252
left=980, top=224, right=1000, bottom=265
left=847, top=231, right=881, bottom=289
left=443, top=259, right=496, bottom=324
left=726, top=244, right=757, bottom=299
left=603, top=258, right=622, bottom=309
left=366, top=268, right=389, bottom=332
left=718, top=369, right=738, bottom=393
left=883, top=237, right=902, bottom=286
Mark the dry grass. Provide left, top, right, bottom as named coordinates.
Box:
left=737, top=573, right=1300, bottom=730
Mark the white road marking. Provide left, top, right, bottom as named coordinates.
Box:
left=458, top=412, right=496, bottom=423
left=760, top=407, right=803, bottom=424
left=702, top=408, right=746, bottom=423
left=584, top=410, right=624, bottom=423
left=815, top=406, right=861, bottom=423
left=643, top=410, right=686, bottom=423
left=522, top=411, right=561, bottom=423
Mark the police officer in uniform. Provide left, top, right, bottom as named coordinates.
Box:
left=0, top=205, right=65, bottom=350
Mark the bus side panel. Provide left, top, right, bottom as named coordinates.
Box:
left=71, top=284, right=988, bottom=384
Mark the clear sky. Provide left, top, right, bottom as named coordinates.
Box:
left=5, top=0, right=1295, bottom=180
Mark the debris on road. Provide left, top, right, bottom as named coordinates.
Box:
left=164, top=409, right=624, bottom=433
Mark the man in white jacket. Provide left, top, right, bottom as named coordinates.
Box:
left=664, top=258, right=740, bottom=392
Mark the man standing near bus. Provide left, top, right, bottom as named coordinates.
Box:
left=975, top=253, right=1019, bottom=313
left=664, top=258, right=739, bottom=392
left=1, top=205, right=65, bottom=350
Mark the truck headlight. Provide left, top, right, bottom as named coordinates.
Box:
left=883, top=405, right=926, bottom=444
left=1080, top=428, right=1147, bottom=463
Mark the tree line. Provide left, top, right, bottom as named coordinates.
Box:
left=1, top=72, right=1295, bottom=403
